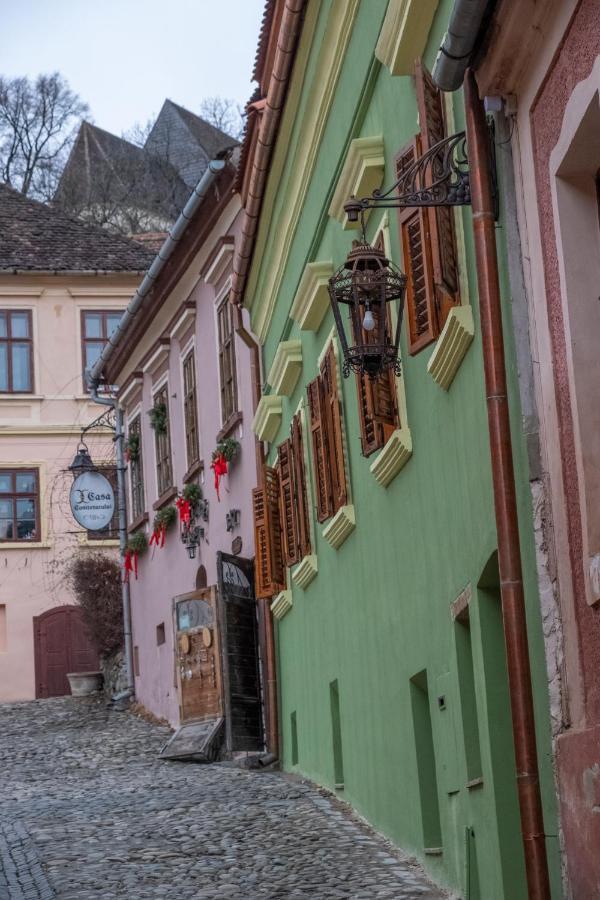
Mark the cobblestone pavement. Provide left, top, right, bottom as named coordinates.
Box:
left=0, top=697, right=447, bottom=900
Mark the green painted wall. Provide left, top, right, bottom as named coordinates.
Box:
left=246, top=1, right=561, bottom=896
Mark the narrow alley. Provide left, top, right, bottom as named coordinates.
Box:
left=0, top=698, right=445, bottom=900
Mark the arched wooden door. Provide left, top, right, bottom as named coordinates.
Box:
left=33, top=605, right=99, bottom=699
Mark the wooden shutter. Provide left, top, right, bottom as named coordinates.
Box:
left=291, top=413, right=311, bottom=559
left=396, top=138, right=437, bottom=353
left=415, top=58, right=460, bottom=326
left=320, top=344, right=347, bottom=512
left=278, top=439, right=299, bottom=567
left=253, top=467, right=284, bottom=599
left=353, top=303, right=399, bottom=456
left=307, top=376, right=333, bottom=522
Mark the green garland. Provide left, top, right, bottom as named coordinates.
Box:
left=148, top=402, right=168, bottom=435
left=182, top=482, right=202, bottom=508
left=127, top=531, right=148, bottom=555
left=153, top=504, right=177, bottom=532
left=124, top=432, right=140, bottom=462
left=213, top=437, right=240, bottom=463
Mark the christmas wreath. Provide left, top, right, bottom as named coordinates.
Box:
left=124, top=432, right=140, bottom=463
left=150, top=504, right=177, bottom=548
left=148, top=402, right=168, bottom=435
left=211, top=439, right=240, bottom=502
left=124, top=530, right=148, bottom=582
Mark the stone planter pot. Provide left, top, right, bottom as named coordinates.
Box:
left=66, top=671, right=104, bottom=697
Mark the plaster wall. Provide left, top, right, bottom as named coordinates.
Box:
left=0, top=274, right=140, bottom=702
left=119, top=206, right=259, bottom=727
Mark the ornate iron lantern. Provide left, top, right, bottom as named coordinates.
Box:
left=328, top=241, right=406, bottom=380
left=68, top=441, right=95, bottom=478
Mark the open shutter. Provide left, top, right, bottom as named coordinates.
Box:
left=278, top=439, right=299, bottom=566
left=253, top=467, right=284, bottom=599
left=353, top=299, right=399, bottom=455
left=415, top=58, right=460, bottom=326
left=396, top=137, right=437, bottom=353
left=291, top=412, right=311, bottom=559
left=320, top=344, right=348, bottom=512
left=307, top=376, right=333, bottom=523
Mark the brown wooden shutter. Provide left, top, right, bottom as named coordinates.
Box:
left=253, top=467, right=285, bottom=599
left=307, top=376, right=333, bottom=523
left=352, top=305, right=399, bottom=456
left=291, top=413, right=311, bottom=559
left=277, top=438, right=299, bottom=567
left=396, top=137, right=437, bottom=353
left=320, top=344, right=347, bottom=512
left=414, top=58, right=460, bottom=326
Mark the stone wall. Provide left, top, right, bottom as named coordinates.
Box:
left=101, top=650, right=128, bottom=698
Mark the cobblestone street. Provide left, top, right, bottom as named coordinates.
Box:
left=0, top=698, right=446, bottom=900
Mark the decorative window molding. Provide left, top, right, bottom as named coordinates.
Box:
left=252, top=395, right=283, bottom=442
left=271, top=589, right=293, bottom=620
left=169, top=301, right=196, bottom=342
left=142, top=338, right=170, bottom=376
left=119, top=372, right=143, bottom=407
left=427, top=305, right=474, bottom=390
left=268, top=340, right=303, bottom=396
left=370, top=428, right=412, bottom=487
left=292, top=554, right=318, bottom=589
left=375, top=0, right=439, bottom=77
left=290, top=261, right=333, bottom=332
left=322, top=504, right=355, bottom=550
left=202, top=236, right=235, bottom=287
left=329, top=136, right=385, bottom=230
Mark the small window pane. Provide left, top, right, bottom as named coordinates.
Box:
left=11, top=344, right=31, bottom=391
left=0, top=345, right=8, bottom=392
left=83, top=314, right=103, bottom=338
left=107, top=313, right=122, bottom=337
left=16, top=498, right=34, bottom=520
left=85, top=342, right=104, bottom=370
left=0, top=520, right=13, bottom=540
left=0, top=475, right=11, bottom=493
left=0, top=499, right=13, bottom=517
left=10, top=313, right=29, bottom=338
left=0, top=314, right=7, bottom=338
left=16, top=473, right=35, bottom=493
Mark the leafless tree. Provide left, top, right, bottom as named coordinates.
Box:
left=199, top=96, right=244, bottom=140
left=0, top=72, right=88, bottom=200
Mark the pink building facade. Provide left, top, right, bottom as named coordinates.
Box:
left=477, top=1, right=600, bottom=894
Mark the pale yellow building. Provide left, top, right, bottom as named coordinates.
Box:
left=0, top=184, right=153, bottom=701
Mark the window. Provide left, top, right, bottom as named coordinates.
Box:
left=217, top=297, right=238, bottom=424
left=253, top=468, right=285, bottom=599
left=307, top=342, right=347, bottom=523
left=152, top=385, right=173, bottom=497
left=156, top=622, right=166, bottom=646
left=0, top=310, right=33, bottom=393
left=0, top=469, right=38, bottom=542
left=81, top=310, right=123, bottom=379
left=88, top=467, right=118, bottom=541
left=128, top=416, right=145, bottom=521
left=182, top=350, right=200, bottom=467
left=277, top=413, right=311, bottom=566
left=397, top=60, right=460, bottom=354
left=354, top=233, right=400, bottom=456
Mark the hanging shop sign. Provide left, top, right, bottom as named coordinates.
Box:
left=70, top=470, right=115, bottom=531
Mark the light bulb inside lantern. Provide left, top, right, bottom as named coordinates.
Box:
left=362, top=307, right=375, bottom=332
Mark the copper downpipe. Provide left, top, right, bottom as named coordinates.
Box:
left=232, top=302, right=278, bottom=757
left=464, top=70, right=551, bottom=899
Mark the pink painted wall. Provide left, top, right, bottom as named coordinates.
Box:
left=123, top=203, right=259, bottom=727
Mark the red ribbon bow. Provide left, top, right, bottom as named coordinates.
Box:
left=123, top=549, right=138, bottom=583
left=150, top=523, right=166, bottom=548
left=176, top=496, right=191, bottom=527
left=211, top=452, right=228, bottom=502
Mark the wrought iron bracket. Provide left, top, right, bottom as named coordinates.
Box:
left=344, top=121, right=498, bottom=222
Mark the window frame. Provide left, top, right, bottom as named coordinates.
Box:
left=216, top=294, right=238, bottom=426
left=0, top=467, right=39, bottom=543
left=182, top=347, right=200, bottom=469
left=0, top=309, right=34, bottom=394
left=152, top=382, right=173, bottom=498
left=80, top=309, right=124, bottom=384
left=127, top=413, right=145, bottom=522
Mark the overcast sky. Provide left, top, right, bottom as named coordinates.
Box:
left=0, top=0, right=265, bottom=135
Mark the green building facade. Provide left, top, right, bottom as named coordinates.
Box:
left=245, top=2, right=561, bottom=896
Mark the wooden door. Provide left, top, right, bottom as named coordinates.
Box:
left=217, top=553, right=264, bottom=752
left=175, top=588, right=223, bottom=724
left=33, top=605, right=99, bottom=699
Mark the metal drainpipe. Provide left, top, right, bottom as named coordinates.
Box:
left=464, top=70, right=551, bottom=899
left=88, top=383, right=135, bottom=699
left=231, top=301, right=279, bottom=757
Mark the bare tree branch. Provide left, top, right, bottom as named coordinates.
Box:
left=198, top=96, right=244, bottom=141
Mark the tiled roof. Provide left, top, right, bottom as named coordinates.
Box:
left=165, top=101, right=238, bottom=158
left=0, top=183, right=156, bottom=273
left=252, top=0, right=277, bottom=85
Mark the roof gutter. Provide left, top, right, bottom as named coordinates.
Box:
left=230, top=0, right=306, bottom=306
left=88, top=158, right=226, bottom=387
left=432, top=0, right=491, bottom=92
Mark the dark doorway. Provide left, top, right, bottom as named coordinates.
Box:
left=216, top=552, right=264, bottom=752
left=33, top=605, right=99, bottom=698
